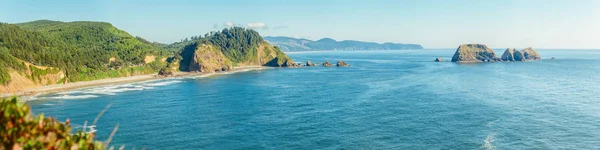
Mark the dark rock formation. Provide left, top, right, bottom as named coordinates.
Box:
left=501, top=48, right=525, bottom=61
left=501, top=48, right=516, bottom=61
left=451, top=44, right=500, bottom=62
left=521, top=47, right=541, bottom=60
left=306, top=60, right=316, bottom=66
left=435, top=58, right=443, bottom=62
left=513, top=50, right=525, bottom=61
left=158, top=68, right=174, bottom=77
left=323, top=60, right=332, bottom=67
left=336, top=60, right=348, bottom=67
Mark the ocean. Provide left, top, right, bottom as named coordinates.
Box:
left=27, top=50, right=600, bottom=149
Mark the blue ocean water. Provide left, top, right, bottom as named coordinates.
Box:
left=27, top=50, right=600, bottom=149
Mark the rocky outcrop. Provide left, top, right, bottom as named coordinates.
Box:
left=513, top=50, right=525, bottom=61
left=337, top=60, right=349, bottom=67
left=435, top=58, right=443, bottom=62
left=501, top=48, right=525, bottom=61
left=501, top=48, right=515, bottom=61
left=306, top=60, right=316, bottom=66
left=451, top=44, right=500, bottom=62
left=188, top=44, right=233, bottom=73
left=521, top=47, right=541, bottom=60
left=158, top=67, right=174, bottom=77
left=323, top=60, right=332, bottom=67
left=501, top=47, right=540, bottom=62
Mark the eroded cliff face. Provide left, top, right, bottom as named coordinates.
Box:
left=188, top=44, right=233, bottom=73
left=451, top=44, right=500, bottom=62
left=247, top=41, right=296, bottom=67
left=0, top=62, right=65, bottom=93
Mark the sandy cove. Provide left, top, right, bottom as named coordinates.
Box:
left=0, top=66, right=269, bottom=98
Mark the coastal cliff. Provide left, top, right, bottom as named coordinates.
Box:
left=187, top=44, right=233, bottom=73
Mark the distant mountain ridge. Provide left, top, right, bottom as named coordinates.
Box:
left=264, top=36, right=423, bottom=51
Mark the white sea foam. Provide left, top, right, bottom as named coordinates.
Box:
left=145, top=80, right=182, bottom=86
left=483, top=132, right=495, bottom=150
left=82, top=85, right=148, bottom=95
left=47, top=94, right=99, bottom=100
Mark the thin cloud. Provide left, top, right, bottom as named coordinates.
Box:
left=224, top=22, right=234, bottom=27
left=218, top=22, right=288, bottom=30
left=246, top=22, right=268, bottom=29
left=271, top=26, right=289, bottom=29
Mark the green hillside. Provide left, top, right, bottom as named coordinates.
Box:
left=0, top=20, right=170, bottom=84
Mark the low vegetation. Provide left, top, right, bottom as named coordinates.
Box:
left=0, top=97, right=104, bottom=149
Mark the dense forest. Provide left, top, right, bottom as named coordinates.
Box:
left=0, top=20, right=169, bottom=84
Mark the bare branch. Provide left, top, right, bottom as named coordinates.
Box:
left=93, top=103, right=112, bottom=125
left=104, top=123, right=120, bottom=147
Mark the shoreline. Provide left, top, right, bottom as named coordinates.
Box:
left=0, top=66, right=268, bottom=98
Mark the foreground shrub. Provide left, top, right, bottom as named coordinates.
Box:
left=0, top=97, right=104, bottom=149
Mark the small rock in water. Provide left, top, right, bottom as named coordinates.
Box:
left=435, top=58, right=443, bottom=62
left=551, top=57, right=556, bottom=60
left=323, top=60, right=332, bottom=67
left=337, top=60, right=349, bottom=67
left=306, top=60, right=316, bottom=66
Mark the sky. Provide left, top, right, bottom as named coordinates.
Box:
left=1, top=0, right=600, bottom=49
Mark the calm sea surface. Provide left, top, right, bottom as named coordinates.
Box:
left=27, top=50, right=600, bottom=149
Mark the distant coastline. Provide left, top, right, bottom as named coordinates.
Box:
left=264, top=36, right=423, bottom=52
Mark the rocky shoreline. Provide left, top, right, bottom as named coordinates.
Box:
left=300, top=60, right=350, bottom=67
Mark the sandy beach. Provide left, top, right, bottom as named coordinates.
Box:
left=0, top=66, right=268, bottom=98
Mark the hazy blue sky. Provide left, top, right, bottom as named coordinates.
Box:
left=2, top=0, right=599, bottom=49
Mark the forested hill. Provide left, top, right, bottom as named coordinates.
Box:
left=0, top=20, right=170, bottom=92
left=264, top=36, right=423, bottom=51
left=169, top=27, right=296, bottom=73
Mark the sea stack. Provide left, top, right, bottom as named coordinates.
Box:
left=451, top=44, right=500, bottom=62
left=501, top=48, right=525, bottom=61
left=521, top=47, right=541, bottom=60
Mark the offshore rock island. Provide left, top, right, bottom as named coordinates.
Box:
left=451, top=44, right=541, bottom=62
